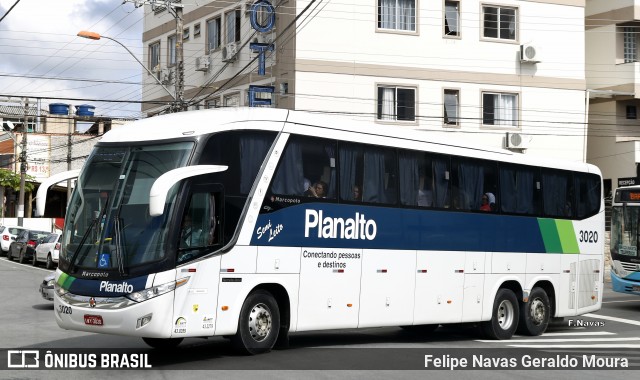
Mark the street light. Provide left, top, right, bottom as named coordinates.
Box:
left=77, top=30, right=177, bottom=105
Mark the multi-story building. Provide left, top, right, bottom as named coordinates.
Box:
left=143, top=0, right=587, bottom=161
left=586, top=0, right=640, bottom=197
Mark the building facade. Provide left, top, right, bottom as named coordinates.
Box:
left=586, top=0, right=640, bottom=198
left=143, top=0, right=588, bottom=161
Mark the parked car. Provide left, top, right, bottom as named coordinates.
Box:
left=0, top=226, right=25, bottom=255
left=7, top=229, right=50, bottom=263
left=33, top=233, right=61, bottom=269
left=39, top=273, right=55, bottom=301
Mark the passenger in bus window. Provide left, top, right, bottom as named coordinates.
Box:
left=480, top=192, right=496, bottom=212
left=352, top=184, right=362, bottom=201
left=305, top=181, right=328, bottom=198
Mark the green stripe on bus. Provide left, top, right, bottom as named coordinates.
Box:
left=58, top=273, right=75, bottom=289
left=538, top=218, right=562, bottom=253
left=556, top=219, right=580, bottom=254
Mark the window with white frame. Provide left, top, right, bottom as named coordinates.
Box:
left=624, top=27, right=638, bottom=63
left=482, top=92, right=518, bottom=126
left=482, top=5, right=516, bottom=40
left=224, top=93, right=240, bottom=107
left=444, top=1, right=459, bottom=36
left=206, top=98, right=221, bottom=108
left=149, top=41, right=160, bottom=71
left=207, top=17, right=221, bottom=52
left=377, top=86, right=416, bottom=121
left=443, top=89, right=459, bottom=126
left=378, top=0, right=416, bottom=32
left=168, top=34, right=176, bottom=66
left=226, top=9, right=241, bottom=44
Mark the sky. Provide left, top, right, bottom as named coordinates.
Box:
left=0, top=0, right=145, bottom=120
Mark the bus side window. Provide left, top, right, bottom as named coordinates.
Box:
left=270, top=136, right=337, bottom=199
left=340, top=143, right=397, bottom=205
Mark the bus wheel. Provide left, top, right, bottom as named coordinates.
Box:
left=232, top=290, right=280, bottom=355
left=481, top=288, right=519, bottom=340
left=142, top=337, right=183, bottom=349
left=517, top=287, right=550, bottom=336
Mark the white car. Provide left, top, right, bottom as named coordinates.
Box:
left=33, top=233, right=61, bottom=269
left=0, top=226, right=25, bottom=254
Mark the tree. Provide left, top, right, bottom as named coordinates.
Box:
left=0, top=169, right=35, bottom=218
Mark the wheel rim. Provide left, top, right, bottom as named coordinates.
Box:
left=248, top=303, right=272, bottom=342
left=497, top=299, right=515, bottom=330
left=529, top=297, right=546, bottom=326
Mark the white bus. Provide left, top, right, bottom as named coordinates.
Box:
left=37, top=108, right=604, bottom=353
left=610, top=186, right=640, bottom=295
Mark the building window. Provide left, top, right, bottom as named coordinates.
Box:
left=194, top=23, right=201, bottom=38
left=627, top=105, right=638, bottom=119
left=149, top=41, right=160, bottom=71
left=378, top=0, right=416, bottom=32
left=226, top=9, right=241, bottom=44
left=377, top=86, right=415, bottom=121
left=624, top=27, right=638, bottom=63
left=443, top=89, right=459, bottom=126
left=168, top=34, right=176, bottom=66
left=206, top=98, right=221, bottom=108
left=224, top=93, right=240, bottom=107
left=207, top=17, right=221, bottom=52
left=482, top=5, right=516, bottom=40
left=183, top=28, right=190, bottom=41
left=444, top=1, right=459, bottom=37
left=482, top=92, right=518, bottom=126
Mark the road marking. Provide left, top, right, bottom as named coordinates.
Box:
left=538, top=331, right=615, bottom=336
left=477, top=337, right=640, bottom=343
left=602, top=299, right=640, bottom=304
left=584, top=313, right=640, bottom=327
left=510, top=344, right=640, bottom=348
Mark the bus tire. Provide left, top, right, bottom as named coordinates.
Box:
left=232, top=290, right=280, bottom=355
left=481, top=288, right=519, bottom=340
left=517, top=287, right=550, bottom=336
left=142, top=337, right=183, bottom=349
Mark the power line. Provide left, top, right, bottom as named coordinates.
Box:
left=0, top=0, right=21, bottom=24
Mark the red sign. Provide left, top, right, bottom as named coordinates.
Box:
left=84, top=315, right=104, bottom=326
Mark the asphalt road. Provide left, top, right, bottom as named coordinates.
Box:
left=1, top=254, right=640, bottom=379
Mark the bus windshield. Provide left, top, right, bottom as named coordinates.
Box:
left=61, top=142, right=193, bottom=274
left=611, top=205, right=640, bottom=258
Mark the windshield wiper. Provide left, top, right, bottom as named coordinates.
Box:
left=68, top=194, right=110, bottom=274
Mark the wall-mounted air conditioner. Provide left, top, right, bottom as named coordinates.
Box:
left=506, top=132, right=530, bottom=149
left=160, top=69, right=173, bottom=85
left=520, top=43, right=540, bottom=63
left=222, top=42, right=238, bottom=62
left=195, top=56, right=210, bottom=71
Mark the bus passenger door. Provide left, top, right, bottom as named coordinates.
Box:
left=296, top=247, right=362, bottom=331
left=414, top=251, right=465, bottom=324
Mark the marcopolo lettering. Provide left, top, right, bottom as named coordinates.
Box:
left=305, top=209, right=377, bottom=240
left=99, top=281, right=134, bottom=293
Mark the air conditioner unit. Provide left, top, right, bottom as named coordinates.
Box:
left=520, top=43, right=539, bottom=63
left=506, top=132, right=529, bottom=149
left=160, top=69, right=172, bottom=85
left=222, top=42, right=238, bottom=62
left=195, top=56, right=210, bottom=71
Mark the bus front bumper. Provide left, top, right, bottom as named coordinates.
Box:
left=610, top=271, right=640, bottom=295
left=54, top=290, right=175, bottom=338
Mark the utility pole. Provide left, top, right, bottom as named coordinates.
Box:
left=124, top=0, right=185, bottom=111
left=67, top=113, right=73, bottom=203
left=17, top=98, right=28, bottom=226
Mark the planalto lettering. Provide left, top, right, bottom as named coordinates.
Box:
left=305, top=209, right=377, bottom=240
left=99, top=281, right=134, bottom=293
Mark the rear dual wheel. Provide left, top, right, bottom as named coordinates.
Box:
left=517, top=287, right=550, bottom=336
left=481, top=288, right=519, bottom=340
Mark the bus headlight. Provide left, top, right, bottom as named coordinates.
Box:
left=125, top=277, right=190, bottom=303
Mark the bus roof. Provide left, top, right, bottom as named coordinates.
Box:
left=100, top=107, right=599, bottom=175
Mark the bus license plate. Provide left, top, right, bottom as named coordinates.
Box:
left=84, top=315, right=104, bottom=326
